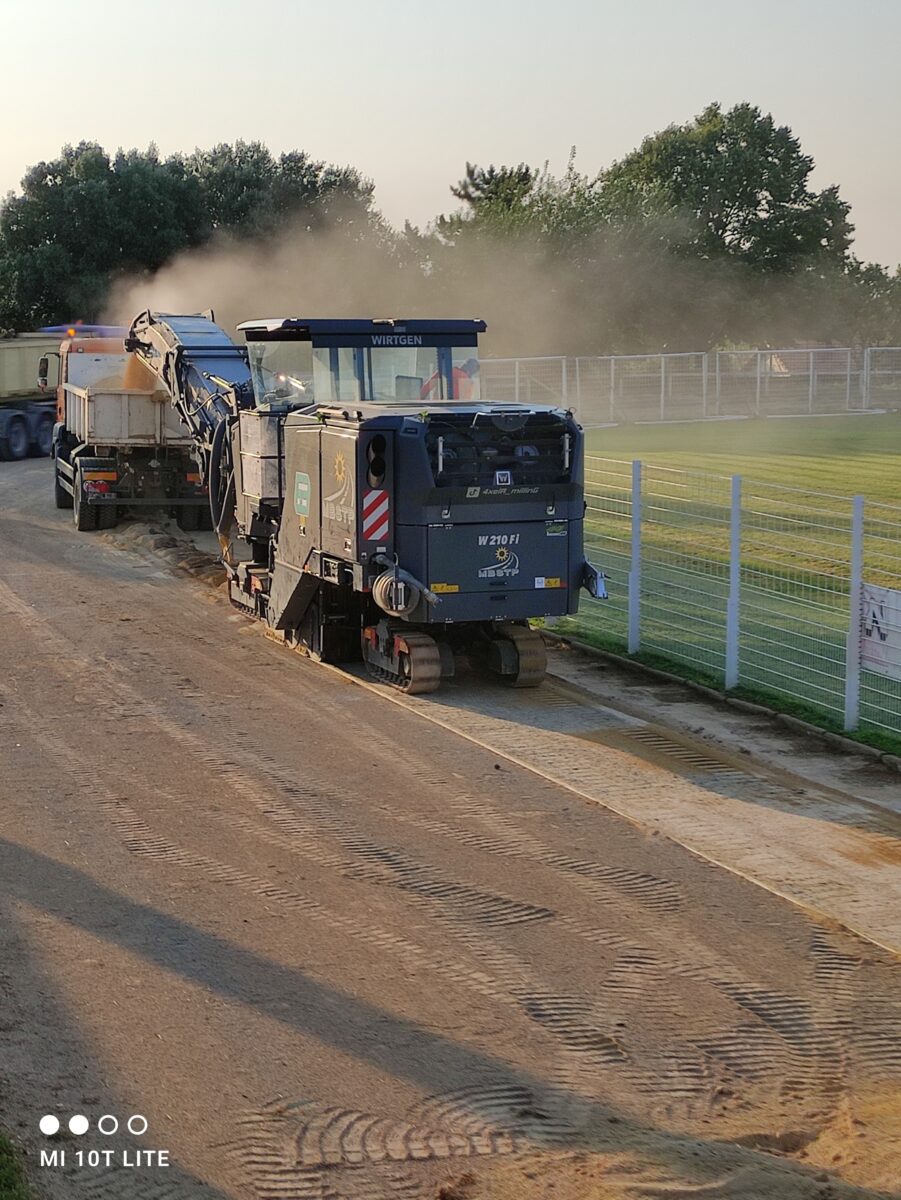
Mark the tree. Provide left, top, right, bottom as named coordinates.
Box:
left=181, top=140, right=276, bottom=232
left=0, top=140, right=378, bottom=330
left=600, top=103, right=854, bottom=272
left=3, top=118, right=896, bottom=349
left=111, top=147, right=208, bottom=270
left=269, top=153, right=375, bottom=231
left=0, top=142, right=207, bottom=327
left=451, top=162, right=538, bottom=211
left=425, top=109, right=897, bottom=353
left=180, top=140, right=375, bottom=236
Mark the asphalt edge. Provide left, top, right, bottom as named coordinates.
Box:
left=542, top=631, right=901, bottom=775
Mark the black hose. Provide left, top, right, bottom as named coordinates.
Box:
left=216, top=470, right=236, bottom=539
left=208, top=417, right=229, bottom=532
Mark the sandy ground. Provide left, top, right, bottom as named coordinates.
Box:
left=0, top=457, right=898, bottom=1200
left=362, top=652, right=901, bottom=956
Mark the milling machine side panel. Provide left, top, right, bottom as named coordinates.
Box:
left=320, top=429, right=357, bottom=561
left=278, top=423, right=321, bottom=570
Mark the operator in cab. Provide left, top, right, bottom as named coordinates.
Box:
left=420, top=357, right=480, bottom=402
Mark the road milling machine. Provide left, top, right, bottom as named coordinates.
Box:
left=118, top=311, right=605, bottom=692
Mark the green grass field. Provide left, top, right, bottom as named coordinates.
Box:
left=585, top=412, right=901, bottom=502
left=563, top=413, right=901, bottom=751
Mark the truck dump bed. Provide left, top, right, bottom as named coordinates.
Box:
left=0, top=335, right=59, bottom=401
left=62, top=383, right=193, bottom=447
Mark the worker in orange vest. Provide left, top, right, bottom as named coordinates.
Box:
left=420, top=358, right=480, bottom=401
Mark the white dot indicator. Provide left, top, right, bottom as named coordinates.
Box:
left=39, top=1115, right=60, bottom=1136
left=69, top=1115, right=89, bottom=1136
left=98, top=1115, right=119, bottom=1135
left=127, top=1114, right=148, bottom=1136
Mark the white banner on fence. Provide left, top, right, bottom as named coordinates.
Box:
left=861, top=583, right=901, bottom=680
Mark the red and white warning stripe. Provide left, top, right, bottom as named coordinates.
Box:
left=362, top=488, right=390, bottom=542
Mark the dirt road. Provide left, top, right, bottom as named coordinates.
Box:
left=0, top=458, right=898, bottom=1200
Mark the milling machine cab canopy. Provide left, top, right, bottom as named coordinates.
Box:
left=237, top=318, right=488, bottom=408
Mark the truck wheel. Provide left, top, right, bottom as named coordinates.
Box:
left=96, top=504, right=118, bottom=530
left=33, top=415, right=54, bottom=458
left=73, top=468, right=99, bottom=532
left=5, top=418, right=28, bottom=461
left=54, top=458, right=73, bottom=509
left=176, top=505, right=201, bottom=532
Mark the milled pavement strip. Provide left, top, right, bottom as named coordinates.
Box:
left=325, top=661, right=901, bottom=958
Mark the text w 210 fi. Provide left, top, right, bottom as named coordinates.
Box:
left=121, top=313, right=606, bottom=694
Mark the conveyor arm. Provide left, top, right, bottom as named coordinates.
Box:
left=125, top=310, right=254, bottom=549
left=125, top=310, right=253, bottom=453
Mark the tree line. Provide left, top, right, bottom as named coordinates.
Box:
left=2, top=103, right=899, bottom=353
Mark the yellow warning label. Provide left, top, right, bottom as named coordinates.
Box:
left=431, top=583, right=460, bottom=594
left=545, top=577, right=563, bottom=588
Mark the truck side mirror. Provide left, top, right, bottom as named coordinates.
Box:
left=38, top=356, right=49, bottom=390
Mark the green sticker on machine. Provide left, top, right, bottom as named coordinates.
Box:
left=294, top=471, right=311, bottom=517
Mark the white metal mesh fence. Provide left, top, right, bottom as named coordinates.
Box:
left=482, top=346, right=900, bottom=423
left=479, top=358, right=568, bottom=407
left=866, top=347, right=901, bottom=410
left=579, top=458, right=632, bottom=648
left=574, top=354, right=709, bottom=425
left=738, top=481, right=851, bottom=719
left=714, top=349, right=863, bottom=417
left=639, top=465, right=731, bottom=680
left=559, top=458, right=901, bottom=744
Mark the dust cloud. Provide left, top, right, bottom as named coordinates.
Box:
left=104, top=214, right=619, bottom=359
left=104, top=207, right=832, bottom=359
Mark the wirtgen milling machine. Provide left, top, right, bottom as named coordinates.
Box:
left=123, top=312, right=605, bottom=693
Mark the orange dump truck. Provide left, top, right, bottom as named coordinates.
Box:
left=45, top=327, right=210, bottom=532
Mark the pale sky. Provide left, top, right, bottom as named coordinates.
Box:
left=2, top=0, right=899, bottom=266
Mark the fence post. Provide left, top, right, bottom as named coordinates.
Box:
left=574, top=357, right=582, bottom=415
left=862, top=347, right=871, bottom=409
left=808, top=350, right=815, bottom=413
left=561, top=357, right=568, bottom=406
left=843, top=495, right=864, bottom=732
left=660, top=357, right=666, bottom=422
left=628, top=460, right=642, bottom=654
left=715, top=352, right=722, bottom=415
left=725, top=475, right=742, bottom=689
left=755, top=352, right=762, bottom=416
left=702, top=353, right=709, bottom=418
left=514, top=359, right=520, bottom=404
left=609, top=358, right=615, bottom=422
left=845, top=349, right=852, bottom=411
